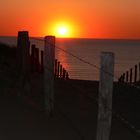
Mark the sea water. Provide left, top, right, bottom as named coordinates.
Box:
left=0, top=36, right=140, bottom=81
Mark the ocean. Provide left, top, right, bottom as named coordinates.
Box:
left=0, top=36, right=140, bottom=81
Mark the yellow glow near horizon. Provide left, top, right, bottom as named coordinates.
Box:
left=53, top=23, right=71, bottom=37
left=45, top=21, right=77, bottom=38
left=57, top=27, right=67, bottom=36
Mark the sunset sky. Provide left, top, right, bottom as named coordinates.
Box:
left=0, top=0, right=140, bottom=39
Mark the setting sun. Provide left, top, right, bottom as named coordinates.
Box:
left=53, top=23, right=71, bottom=37
left=44, top=20, right=78, bottom=38
left=57, top=27, right=67, bottom=36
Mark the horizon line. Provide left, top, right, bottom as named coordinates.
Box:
left=0, top=35, right=140, bottom=41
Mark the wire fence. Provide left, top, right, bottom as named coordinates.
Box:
left=30, top=37, right=140, bottom=89
left=16, top=35, right=140, bottom=139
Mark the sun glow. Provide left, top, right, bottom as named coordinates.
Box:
left=54, top=23, right=70, bottom=37
left=45, top=21, right=77, bottom=38
left=57, top=27, right=67, bottom=36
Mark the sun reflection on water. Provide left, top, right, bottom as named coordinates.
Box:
left=55, top=45, right=70, bottom=72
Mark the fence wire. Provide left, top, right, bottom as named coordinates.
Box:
left=29, top=37, right=140, bottom=139
left=30, top=37, right=140, bottom=90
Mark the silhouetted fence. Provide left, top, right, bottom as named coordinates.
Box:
left=15, top=31, right=140, bottom=140
left=118, top=62, right=140, bottom=83
left=54, top=59, right=69, bottom=80
left=17, top=31, right=69, bottom=80
left=16, top=31, right=70, bottom=114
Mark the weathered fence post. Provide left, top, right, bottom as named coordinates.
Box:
left=57, top=61, right=60, bottom=78
left=40, top=50, right=44, bottom=73
left=31, top=44, right=36, bottom=72
left=17, top=31, right=30, bottom=75
left=60, top=65, right=63, bottom=78
left=122, top=73, right=125, bottom=82
left=126, top=71, right=129, bottom=83
left=54, top=59, right=58, bottom=77
left=130, top=68, right=132, bottom=83
left=96, top=52, right=114, bottom=140
left=134, top=65, right=137, bottom=83
left=35, top=47, right=39, bottom=72
left=44, top=36, right=55, bottom=115
left=62, top=68, right=66, bottom=79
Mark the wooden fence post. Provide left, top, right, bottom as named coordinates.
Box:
left=40, top=50, right=44, bottom=73
left=126, top=71, right=129, bottom=83
left=57, top=61, right=60, bottom=78
left=134, top=65, right=137, bottom=83
left=122, top=73, right=125, bottom=82
left=35, top=47, right=39, bottom=72
left=44, top=36, right=55, bottom=115
left=130, top=68, right=132, bottom=83
left=31, top=44, right=36, bottom=72
left=60, top=65, right=63, bottom=78
left=54, top=59, right=58, bottom=77
left=96, top=52, right=114, bottom=140
left=62, top=68, right=66, bottom=79
left=17, top=31, right=30, bottom=75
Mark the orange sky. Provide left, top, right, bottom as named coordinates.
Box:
left=0, top=0, right=140, bottom=39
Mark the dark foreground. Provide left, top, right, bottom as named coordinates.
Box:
left=0, top=43, right=140, bottom=140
